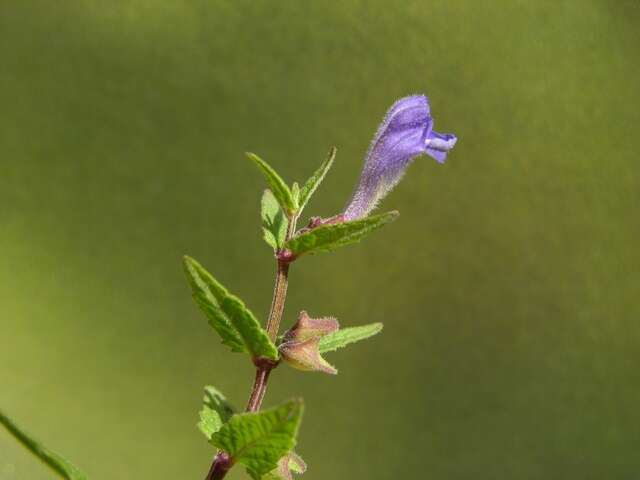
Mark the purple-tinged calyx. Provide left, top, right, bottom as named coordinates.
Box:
left=270, top=452, right=306, bottom=480
left=279, top=311, right=339, bottom=375
left=343, top=94, right=457, bottom=220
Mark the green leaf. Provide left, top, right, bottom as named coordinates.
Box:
left=198, top=386, right=236, bottom=440
left=198, top=404, right=222, bottom=440
left=183, top=256, right=245, bottom=352
left=0, top=409, right=88, bottom=480
left=319, top=322, right=383, bottom=353
left=298, top=147, right=336, bottom=212
left=291, top=182, right=300, bottom=206
left=203, top=386, right=235, bottom=423
left=284, top=211, right=399, bottom=257
left=247, top=152, right=297, bottom=214
left=210, top=399, right=304, bottom=479
left=222, top=296, right=279, bottom=360
left=183, top=256, right=278, bottom=359
left=261, top=189, right=288, bottom=250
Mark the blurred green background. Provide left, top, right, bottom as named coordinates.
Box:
left=1, top=1, right=639, bottom=479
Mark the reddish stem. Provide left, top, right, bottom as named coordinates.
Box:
left=204, top=214, right=298, bottom=479
left=245, top=363, right=274, bottom=412
left=206, top=452, right=232, bottom=480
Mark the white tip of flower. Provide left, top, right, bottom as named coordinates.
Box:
left=425, top=135, right=457, bottom=151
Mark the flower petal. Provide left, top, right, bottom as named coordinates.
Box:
left=426, top=131, right=458, bottom=164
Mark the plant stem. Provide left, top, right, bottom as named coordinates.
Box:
left=206, top=452, right=232, bottom=480
left=205, top=214, right=298, bottom=480
left=265, top=261, right=291, bottom=341
left=265, top=214, right=297, bottom=340
left=245, top=364, right=273, bottom=412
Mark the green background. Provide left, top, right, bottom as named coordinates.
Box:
left=1, top=1, right=639, bottom=479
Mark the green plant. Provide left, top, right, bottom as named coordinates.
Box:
left=1, top=94, right=456, bottom=479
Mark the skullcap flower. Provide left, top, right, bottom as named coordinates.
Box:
left=343, top=95, right=457, bottom=220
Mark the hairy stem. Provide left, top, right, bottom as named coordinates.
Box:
left=205, top=214, right=298, bottom=480
left=245, top=365, right=273, bottom=412
left=265, top=261, right=290, bottom=341
left=265, top=214, right=297, bottom=340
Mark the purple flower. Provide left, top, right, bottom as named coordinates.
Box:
left=343, top=95, right=457, bottom=220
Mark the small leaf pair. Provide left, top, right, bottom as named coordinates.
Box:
left=183, top=256, right=278, bottom=360
left=249, top=148, right=336, bottom=221
left=251, top=150, right=399, bottom=259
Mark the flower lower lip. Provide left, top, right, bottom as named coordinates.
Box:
left=425, top=135, right=457, bottom=151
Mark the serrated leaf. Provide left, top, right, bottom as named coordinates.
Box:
left=211, top=399, right=304, bottom=479
left=298, top=147, right=336, bottom=212
left=319, top=323, right=383, bottom=353
left=183, top=256, right=278, bottom=359
left=247, top=153, right=297, bottom=214
left=261, top=189, right=288, bottom=250
left=221, top=296, right=279, bottom=360
left=183, top=256, right=245, bottom=352
left=0, top=409, right=88, bottom=480
left=285, top=211, right=398, bottom=257
left=198, top=386, right=236, bottom=440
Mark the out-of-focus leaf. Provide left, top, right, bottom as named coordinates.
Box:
left=0, top=409, right=88, bottom=480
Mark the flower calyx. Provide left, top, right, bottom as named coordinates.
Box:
left=278, top=311, right=339, bottom=375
